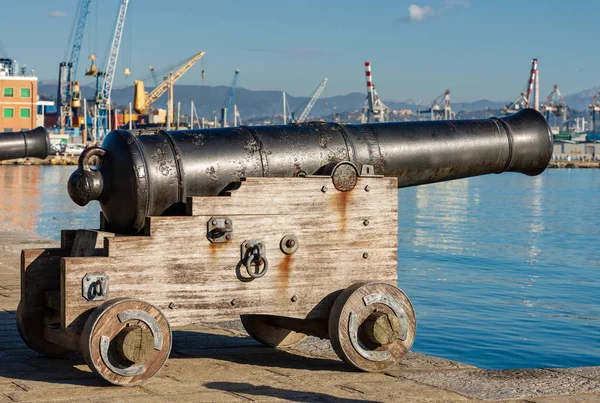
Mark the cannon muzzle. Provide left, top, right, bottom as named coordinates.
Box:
left=68, top=108, right=552, bottom=234
left=0, top=127, right=50, bottom=161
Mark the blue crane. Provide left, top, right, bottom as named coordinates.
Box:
left=57, top=0, right=92, bottom=129
left=223, top=69, right=240, bottom=126
left=90, top=0, right=129, bottom=141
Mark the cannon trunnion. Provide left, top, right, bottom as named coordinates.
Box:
left=20, top=110, right=552, bottom=385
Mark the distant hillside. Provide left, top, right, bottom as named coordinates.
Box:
left=38, top=81, right=600, bottom=119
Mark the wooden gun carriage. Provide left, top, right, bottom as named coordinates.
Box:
left=18, top=109, right=552, bottom=385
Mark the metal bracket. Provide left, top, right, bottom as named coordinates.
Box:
left=207, top=217, right=233, bottom=243
left=280, top=234, right=299, bottom=255
left=360, top=164, right=383, bottom=178
left=82, top=273, right=109, bottom=301
left=241, top=240, right=266, bottom=260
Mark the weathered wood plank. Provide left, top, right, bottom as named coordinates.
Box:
left=61, top=176, right=398, bottom=332
left=43, top=327, right=80, bottom=351
left=71, top=230, right=115, bottom=257
left=188, top=177, right=398, bottom=217
left=21, top=248, right=70, bottom=316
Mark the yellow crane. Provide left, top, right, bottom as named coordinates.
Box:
left=134, top=51, right=205, bottom=115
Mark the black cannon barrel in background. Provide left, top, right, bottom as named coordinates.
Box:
left=0, top=127, right=50, bottom=161
left=68, top=108, right=553, bottom=234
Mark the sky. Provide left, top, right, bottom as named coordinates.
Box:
left=0, top=0, right=598, bottom=103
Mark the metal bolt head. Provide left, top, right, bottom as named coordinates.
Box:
left=286, top=239, right=296, bottom=248
left=364, top=185, right=370, bottom=192
left=291, top=295, right=298, bottom=302
left=168, top=302, right=175, bottom=309
left=321, top=186, right=327, bottom=193
left=225, top=233, right=231, bottom=240
left=230, top=299, right=237, bottom=306
left=86, top=276, right=90, bottom=282
left=363, top=252, right=370, bottom=259
left=211, top=220, right=217, bottom=226
left=363, top=219, right=370, bottom=226
left=225, top=219, right=231, bottom=225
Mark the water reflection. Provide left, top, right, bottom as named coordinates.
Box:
left=413, top=179, right=470, bottom=254
left=399, top=170, right=600, bottom=369
left=527, top=175, right=544, bottom=262
left=0, top=166, right=100, bottom=239
left=0, top=167, right=42, bottom=234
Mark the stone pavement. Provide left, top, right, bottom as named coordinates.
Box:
left=1, top=232, right=599, bottom=402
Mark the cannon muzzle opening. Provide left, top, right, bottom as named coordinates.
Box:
left=0, top=127, right=50, bottom=161
left=68, top=108, right=553, bottom=234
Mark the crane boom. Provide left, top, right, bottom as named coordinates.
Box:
left=137, top=51, right=205, bottom=112
left=297, top=78, right=328, bottom=123
left=224, top=69, right=240, bottom=122
left=502, top=59, right=538, bottom=115
left=100, top=0, right=129, bottom=105
left=69, top=0, right=92, bottom=82
left=57, top=0, right=91, bottom=128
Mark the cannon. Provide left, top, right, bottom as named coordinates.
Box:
left=19, top=109, right=552, bottom=385
left=0, top=127, right=50, bottom=161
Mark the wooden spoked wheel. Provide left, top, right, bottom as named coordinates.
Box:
left=328, top=282, right=416, bottom=372
left=16, top=302, right=71, bottom=357
left=81, top=298, right=172, bottom=386
left=241, top=315, right=307, bottom=348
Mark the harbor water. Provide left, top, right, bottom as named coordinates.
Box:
left=0, top=166, right=598, bottom=370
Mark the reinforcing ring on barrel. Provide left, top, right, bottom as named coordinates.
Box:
left=243, top=243, right=268, bottom=278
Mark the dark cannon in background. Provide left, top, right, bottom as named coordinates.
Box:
left=19, top=109, right=552, bottom=385
left=0, top=127, right=50, bottom=161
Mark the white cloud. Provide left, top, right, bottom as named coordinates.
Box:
left=401, top=1, right=470, bottom=23
left=408, top=5, right=438, bottom=21
left=48, top=10, right=66, bottom=18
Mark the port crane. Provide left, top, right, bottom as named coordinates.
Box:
left=417, top=89, right=452, bottom=120
left=283, top=78, right=328, bottom=124
left=57, top=0, right=92, bottom=129
left=588, top=88, right=600, bottom=133
left=221, top=69, right=241, bottom=127
left=542, top=84, right=571, bottom=132
left=502, top=59, right=539, bottom=115
left=133, top=51, right=205, bottom=120
left=289, top=78, right=328, bottom=123
left=361, top=62, right=388, bottom=123
left=86, top=0, right=129, bottom=141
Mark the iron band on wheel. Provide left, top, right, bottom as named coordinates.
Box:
left=244, top=245, right=268, bottom=278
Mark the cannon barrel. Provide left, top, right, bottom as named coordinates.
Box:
left=68, top=108, right=552, bottom=234
left=0, top=127, right=50, bottom=161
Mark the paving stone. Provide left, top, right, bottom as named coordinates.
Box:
left=552, top=367, right=600, bottom=381
left=4, top=385, right=150, bottom=402
left=389, top=351, right=477, bottom=372
left=203, top=382, right=381, bottom=403
left=92, top=391, right=245, bottom=403
left=532, top=394, right=600, bottom=402
left=400, top=369, right=600, bottom=401
left=337, top=379, right=472, bottom=402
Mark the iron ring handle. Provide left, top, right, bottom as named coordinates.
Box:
left=69, top=147, right=106, bottom=206
left=244, top=253, right=268, bottom=278
left=79, top=147, right=106, bottom=172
